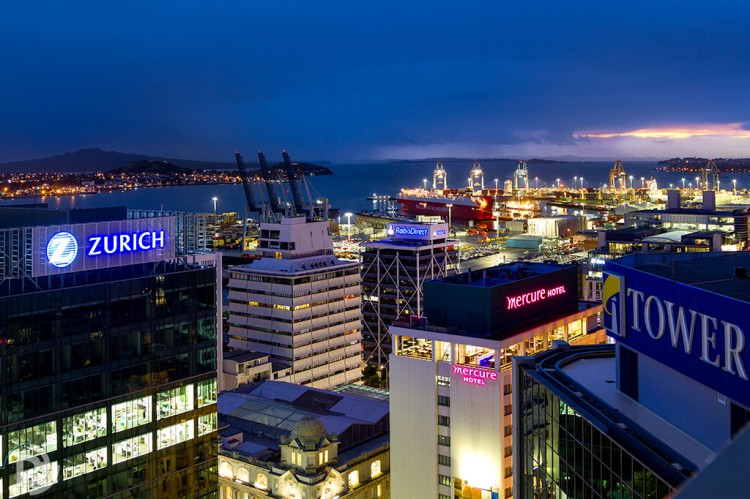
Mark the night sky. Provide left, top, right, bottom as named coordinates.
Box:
left=2, top=1, right=749, bottom=162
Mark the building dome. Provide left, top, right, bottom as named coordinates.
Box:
left=291, top=416, right=327, bottom=442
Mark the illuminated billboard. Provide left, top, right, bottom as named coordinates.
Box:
left=31, top=217, right=176, bottom=277
left=386, top=222, right=449, bottom=241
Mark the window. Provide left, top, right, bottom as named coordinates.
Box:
left=504, top=384, right=512, bottom=395
left=377, top=483, right=382, bottom=497
left=255, top=473, right=268, bottom=490
left=63, top=447, right=107, bottom=480
left=504, top=466, right=513, bottom=478
left=198, top=413, right=217, bottom=436
left=113, top=434, right=153, bottom=464
left=504, top=404, right=513, bottom=416
left=371, top=460, right=381, bottom=477
left=504, top=424, right=512, bottom=437
left=8, top=421, right=57, bottom=461
left=63, top=407, right=107, bottom=447
left=439, top=454, right=451, bottom=466
left=438, top=395, right=450, bottom=407
left=504, top=445, right=512, bottom=458
left=505, top=486, right=513, bottom=498
left=112, top=395, right=152, bottom=433
left=439, top=474, right=452, bottom=486
left=348, top=470, right=359, bottom=487
left=218, top=461, right=233, bottom=479
left=438, top=415, right=451, bottom=427
left=197, top=379, right=217, bottom=407
left=438, top=435, right=451, bottom=447
left=8, top=461, right=58, bottom=497
left=157, top=385, right=194, bottom=419
left=157, top=420, right=195, bottom=449
left=437, top=375, right=451, bottom=387
left=440, top=495, right=451, bottom=499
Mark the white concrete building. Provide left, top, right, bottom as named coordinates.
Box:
left=388, top=263, right=605, bottom=499
left=226, top=217, right=362, bottom=389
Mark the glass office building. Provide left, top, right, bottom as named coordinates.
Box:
left=0, top=207, right=219, bottom=498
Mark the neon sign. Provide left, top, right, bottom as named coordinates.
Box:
left=506, top=285, right=566, bottom=310
left=452, top=364, right=498, bottom=386
left=46, top=232, right=79, bottom=268
left=88, top=230, right=165, bottom=256
left=435, top=229, right=447, bottom=236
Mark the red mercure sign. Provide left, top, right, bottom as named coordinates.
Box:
left=506, top=284, right=566, bottom=310
left=452, top=364, right=498, bottom=386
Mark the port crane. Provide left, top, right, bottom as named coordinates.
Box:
left=282, top=149, right=307, bottom=217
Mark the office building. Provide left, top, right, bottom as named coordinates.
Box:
left=360, top=222, right=459, bottom=370
left=226, top=217, right=362, bottom=389
left=0, top=206, right=219, bottom=498
left=388, top=263, right=605, bottom=499
left=218, top=381, right=390, bottom=499
left=514, top=251, right=750, bottom=498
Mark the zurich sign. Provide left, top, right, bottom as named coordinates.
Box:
left=46, top=232, right=79, bottom=268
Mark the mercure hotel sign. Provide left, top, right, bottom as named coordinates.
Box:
left=33, top=217, right=176, bottom=277
left=452, top=364, right=498, bottom=386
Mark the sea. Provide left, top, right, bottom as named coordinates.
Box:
left=4, top=159, right=748, bottom=217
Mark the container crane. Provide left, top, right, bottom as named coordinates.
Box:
left=257, top=151, right=283, bottom=220
left=282, top=149, right=307, bottom=217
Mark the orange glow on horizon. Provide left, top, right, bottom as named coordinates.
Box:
left=574, top=123, right=750, bottom=140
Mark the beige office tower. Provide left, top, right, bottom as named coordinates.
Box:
left=226, top=217, right=362, bottom=389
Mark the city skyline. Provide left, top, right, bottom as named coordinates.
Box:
left=2, top=1, right=749, bottom=163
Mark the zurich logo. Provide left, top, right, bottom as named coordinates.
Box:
left=46, top=232, right=79, bottom=268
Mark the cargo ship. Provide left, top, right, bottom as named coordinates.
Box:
left=396, top=161, right=496, bottom=221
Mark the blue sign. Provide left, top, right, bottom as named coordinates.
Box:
left=390, top=225, right=428, bottom=237
left=605, top=258, right=750, bottom=408
left=46, top=232, right=79, bottom=268
left=32, top=218, right=176, bottom=278
left=435, top=229, right=448, bottom=236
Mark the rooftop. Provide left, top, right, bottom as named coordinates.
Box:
left=432, top=262, right=575, bottom=289
left=612, top=252, right=750, bottom=303
left=229, top=253, right=358, bottom=274
left=520, top=345, right=703, bottom=488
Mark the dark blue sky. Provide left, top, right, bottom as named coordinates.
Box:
left=2, top=1, right=749, bottom=162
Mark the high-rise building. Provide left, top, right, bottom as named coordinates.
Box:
left=0, top=206, right=220, bottom=498
left=514, top=251, right=750, bottom=498
left=388, top=263, right=605, bottom=499
left=360, top=222, right=458, bottom=371
left=226, top=217, right=362, bottom=389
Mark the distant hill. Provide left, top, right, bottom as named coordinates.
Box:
left=0, top=148, right=235, bottom=173
left=0, top=148, right=332, bottom=175
left=110, top=160, right=195, bottom=175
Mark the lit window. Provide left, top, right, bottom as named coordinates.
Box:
left=255, top=473, right=268, bottom=489
left=371, top=460, right=382, bottom=477
left=63, top=446, right=107, bottom=480
left=218, top=461, right=233, bottom=479
left=63, top=407, right=107, bottom=447
left=111, top=395, right=152, bottom=433
left=157, top=420, right=195, bottom=450
left=348, top=470, right=359, bottom=487
left=112, top=434, right=153, bottom=464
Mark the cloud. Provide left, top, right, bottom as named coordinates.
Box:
left=574, top=123, right=750, bottom=140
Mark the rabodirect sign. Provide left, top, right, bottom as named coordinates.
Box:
left=32, top=217, right=176, bottom=277
left=386, top=222, right=449, bottom=241
left=603, top=262, right=750, bottom=408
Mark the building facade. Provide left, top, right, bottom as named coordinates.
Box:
left=0, top=206, right=219, bottom=498
left=360, top=222, right=459, bottom=371
left=388, top=263, right=605, bottom=499
left=514, top=251, right=750, bottom=498
left=218, top=381, right=390, bottom=499
left=226, top=217, right=362, bottom=389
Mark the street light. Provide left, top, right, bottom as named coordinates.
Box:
left=629, top=175, right=634, bottom=189
left=446, top=204, right=453, bottom=232
left=556, top=178, right=561, bottom=189
left=494, top=178, right=499, bottom=195
left=681, top=178, right=686, bottom=189
left=344, top=212, right=353, bottom=242
left=574, top=176, right=578, bottom=190
left=733, top=179, right=737, bottom=194
left=580, top=177, right=584, bottom=189
left=535, top=177, right=539, bottom=189
left=423, top=178, right=427, bottom=190
left=641, top=177, right=645, bottom=188
left=212, top=196, right=218, bottom=216
left=695, top=176, right=700, bottom=190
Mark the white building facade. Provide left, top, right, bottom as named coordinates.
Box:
left=388, top=264, right=605, bottom=499
left=226, top=217, right=362, bottom=389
